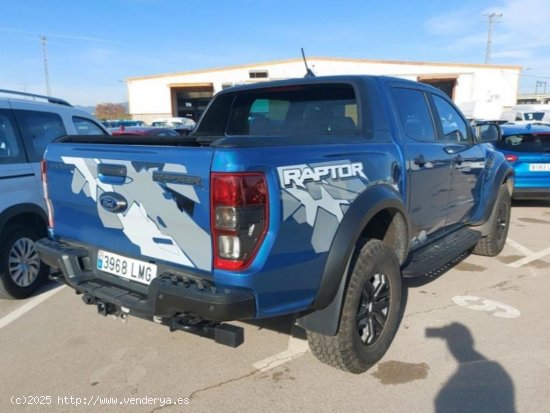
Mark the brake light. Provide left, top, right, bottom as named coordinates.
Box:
left=41, top=160, right=54, bottom=228
left=505, top=154, right=518, bottom=162
left=211, top=173, right=268, bottom=270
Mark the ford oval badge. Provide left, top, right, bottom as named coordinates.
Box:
left=99, top=192, right=128, bottom=213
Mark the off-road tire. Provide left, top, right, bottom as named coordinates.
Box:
left=472, top=185, right=511, bottom=257
left=0, top=225, right=48, bottom=299
left=307, top=239, right=402, bottom=374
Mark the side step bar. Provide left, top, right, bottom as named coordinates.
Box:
left=402, top=227, right=481, bottom=277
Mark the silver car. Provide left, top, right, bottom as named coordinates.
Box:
left=0, top=89, right=108, bottom=298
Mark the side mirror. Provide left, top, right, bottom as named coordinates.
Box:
left=472, top=123, right=501, bottom=143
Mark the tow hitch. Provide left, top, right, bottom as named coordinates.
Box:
left=80, top=294, right=244, bottom=348
left=96, top=300, right=117, bottom=317
left=169, top=314, right=244, bottom=348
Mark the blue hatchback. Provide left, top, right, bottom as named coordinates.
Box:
left=495, top=124, right=550, bottom=199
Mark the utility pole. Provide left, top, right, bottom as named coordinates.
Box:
left=39, top=35, right=52, bottom=96
left=483, top=13, right=503, bottom=64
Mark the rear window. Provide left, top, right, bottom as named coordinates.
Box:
left=522, top=112, right=545, bottom=121
left=196, top=83, right=360, bottom=138
left=497, top=133, right=550, bottom=153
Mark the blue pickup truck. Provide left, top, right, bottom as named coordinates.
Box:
left=37, top=76, right=513, bottom=373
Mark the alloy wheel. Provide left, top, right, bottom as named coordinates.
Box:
left=357, top=273, right=390, bottom=345
left=8, top=237, right=41, bottom=287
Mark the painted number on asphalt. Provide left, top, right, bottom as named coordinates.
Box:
left=452, top=295, right=521, bottom=318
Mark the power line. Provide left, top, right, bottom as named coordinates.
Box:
left=39, top=35, right=51, bottom=96
left=483, top=13, right=503, bottom=64
left=0, top=27, right=121, bottom=45
left=522, top=74, right=550, bottom=80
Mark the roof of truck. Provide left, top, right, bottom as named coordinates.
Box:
left=215, top=74, right=418, bottom=93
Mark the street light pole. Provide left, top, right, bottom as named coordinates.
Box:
left=39, top=35, right=52, bottom=96
left=483, top=13, right=503, bottom=64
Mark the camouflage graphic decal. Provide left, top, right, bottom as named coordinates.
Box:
left=277, top=161, right=368, bottom=253
left=61, top=156, right=211, bottom=270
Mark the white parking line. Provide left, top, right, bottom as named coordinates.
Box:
left=0, top=285, right=65, bottom=331
left=508, top=245, right=550, bottom=268
left=253, top=331, right=309, bottom=372
left=506, top=238, right=534, bottom=256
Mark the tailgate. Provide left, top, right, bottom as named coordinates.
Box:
left=45, top=142, right=214, bottom=272
left=513, top=153, right=550, bottom=178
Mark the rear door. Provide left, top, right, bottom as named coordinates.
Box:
left=9, top=100, right=69, bottom=200
left=390, top=86, right=453, bottom=245
left=0, top=103, right=40, bottom=213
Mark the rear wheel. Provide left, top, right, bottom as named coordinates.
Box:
left=307, top=239, right=402, bottom=374
left=472, top=185, right=511, bottom=257
left=0, top=225, right=48, bottom=299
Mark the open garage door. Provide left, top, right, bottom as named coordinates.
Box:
left=170, top=84, right=214, bottom=121
left=418, top=76, right=457, bottom=100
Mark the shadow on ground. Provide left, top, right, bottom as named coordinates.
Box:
left=427, top=322, right=516, bottom=413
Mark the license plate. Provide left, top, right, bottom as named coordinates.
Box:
left=97, top=250, right=158, bottom=285
left=529, top=163, right=550, bottom=171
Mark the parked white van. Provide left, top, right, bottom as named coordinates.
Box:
left=501, top=105, right=550, bottom=124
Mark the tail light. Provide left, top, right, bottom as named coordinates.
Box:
left=211, top=173, right=268, bottom=270
left=41, top=160, right=54, bottom=228
left=505, top=154, right=518, bottom=162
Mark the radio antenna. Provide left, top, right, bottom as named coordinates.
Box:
left=301, top=48, right=316, bottom=78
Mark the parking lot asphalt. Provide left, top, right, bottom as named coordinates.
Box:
left=1, top=201, right=549, bottom=413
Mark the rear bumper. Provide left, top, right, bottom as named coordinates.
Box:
left=35, top=238, right=256, bottom=322
left=513, top=187, right=550, bottom=199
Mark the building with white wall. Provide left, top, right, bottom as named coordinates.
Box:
left=126, top=57, right=521, bottom=123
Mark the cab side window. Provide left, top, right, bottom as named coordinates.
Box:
left=14, top=110, right=67, bottom=162
left=0, top=110, right=26, bottom=165
left=432, top=95, right=469, bottom=143
left=391, top=88, right=436, bottom=142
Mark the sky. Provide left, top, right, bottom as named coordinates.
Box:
left=1, top=0, right=549, bottom=106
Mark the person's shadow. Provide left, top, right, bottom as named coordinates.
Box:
left=427, top=322, right=516, bottom=413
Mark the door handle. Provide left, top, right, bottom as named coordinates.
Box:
left=98, top=164, right=127, bottom=177
left=98, top=164, right=127, bottom=184
left=413, top=154, right=427, bottom=167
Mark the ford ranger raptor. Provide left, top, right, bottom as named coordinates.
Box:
left=36, top=76, right=513, bottom=373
